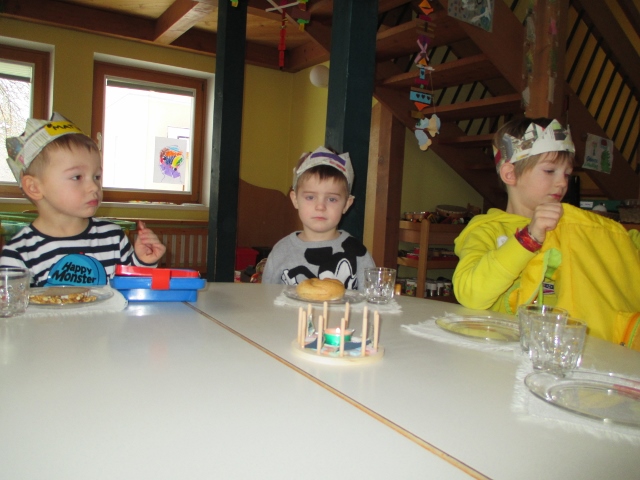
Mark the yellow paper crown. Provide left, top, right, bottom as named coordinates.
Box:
left=5, top=112, right=85, bottom=182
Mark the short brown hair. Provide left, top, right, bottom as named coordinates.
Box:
left=293, top=158, right=349, bottom=195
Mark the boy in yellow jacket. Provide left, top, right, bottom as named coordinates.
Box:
left=453, top=117, right=640, bottom=350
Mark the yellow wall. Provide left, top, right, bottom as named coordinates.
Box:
left=401, top=130, right=483, bottom=213
left=0, top=17, right=480, bottom=223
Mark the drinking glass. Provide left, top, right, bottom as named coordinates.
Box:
left=0, top=267, right=30, bottom=317
left=364, top=267, right=397, bottom=304
left=528, top=317, right=587, bottom=375
left=517, top=304, right=568, bottom=353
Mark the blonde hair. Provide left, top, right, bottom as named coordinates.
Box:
left=25, top=133, right=100, bottom=178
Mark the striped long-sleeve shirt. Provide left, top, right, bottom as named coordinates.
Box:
left=0, top=218, right=152, bottom=287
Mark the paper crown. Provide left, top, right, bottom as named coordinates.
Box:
left=493, top=119, right=575, bottom=171
left=292, top=146, right=354, bottom=193
left=5, top=112, right=85, bottom=182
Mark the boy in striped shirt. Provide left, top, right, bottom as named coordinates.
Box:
left=1, top=113, right=166, bottom=287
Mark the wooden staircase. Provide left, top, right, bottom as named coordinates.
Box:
left=371, top=0, right=639, bottom=210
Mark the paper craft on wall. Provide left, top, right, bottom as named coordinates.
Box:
left=153, top=137, right=188, bottom=185
left=448, top=0, right=494, bottom=32
left=583, top=133, right=613, bottom=174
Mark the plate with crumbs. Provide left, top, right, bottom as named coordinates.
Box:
left=283, top=286, right=364, bottom=305
left=525, top=370, right=640, bottom=428
left=29, top=286, right=113, bottom=308
left=435, top=315, right=520, bottom=342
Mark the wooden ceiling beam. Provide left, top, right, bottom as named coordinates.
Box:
left=287, top=38, right=330, bottom=72
left=155, top=0, right=218, bottom=45
left=1, top=0, right=283, bottom=68
left=0, top=0, right=157, bottom=41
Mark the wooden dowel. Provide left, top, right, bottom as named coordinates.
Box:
left=323, top=301, right=328, bottom=328
left=361, top=310, right=367, bottom=357
left=344, top=302, right=350, bottom=329
left=317, top=315, right=324, bottom=354
left=339, top=317, right=346, bottom=357
left=374, top=310, right=380, bottom=350
left=298, top=307, right=304, bottom=347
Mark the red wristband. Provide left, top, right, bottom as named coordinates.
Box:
left=515, top=226, right=543, bottom=252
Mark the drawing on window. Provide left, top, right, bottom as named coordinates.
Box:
left=153, top=137, right=187, bottom=185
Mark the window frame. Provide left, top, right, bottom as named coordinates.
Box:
left=92, top=61, right=206, bottom=204
left=0, top=44, right=50, bottom=199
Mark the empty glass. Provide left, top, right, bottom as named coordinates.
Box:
left=517, top=304, right=568, bottom=353
left=528, top=317, right=587, bottom=375
left=364, top=267, right=397, bottom=304
left=0, top=268, right=30, bottom=317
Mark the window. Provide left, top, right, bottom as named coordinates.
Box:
left=0, top=45, right=50, bottom=198
left=92, top=62, right=207, bottom=204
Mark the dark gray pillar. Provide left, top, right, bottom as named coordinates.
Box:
left=325, top=0, right=379, bottom=241
left=207, top=0, right=247, bottom=282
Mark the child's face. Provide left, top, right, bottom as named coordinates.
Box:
left=512, top=153, right=573, bottom=214
left=290, top=175, right=353, bottom=241
left=36, top=145, right=103, bottom=220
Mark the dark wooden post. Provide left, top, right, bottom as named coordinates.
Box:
left=325, top=0, right=379, bottom=241
left=207, top=0, right=247, bottom=281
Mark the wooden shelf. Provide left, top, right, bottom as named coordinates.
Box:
left=397, top=221, right=465, bottom=299
left=397, top=256, right=458, bottom=269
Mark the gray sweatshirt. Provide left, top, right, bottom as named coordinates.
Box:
left=262, top=230, right=375, bottom=291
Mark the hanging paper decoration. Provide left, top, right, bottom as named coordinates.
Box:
left=448, top=0, right=494, bottom=33
left=418, top=0, right=434, bottom=17
left=411, top=1, right=439, bottom=151
left=415, top=114, right=441, bottom=151
left=265, top=1, right=312, bottom=68
left=410, top=1, right=435, bottom=114
left=522, top=4, right=535, bottom=107
left=279, top=6, right=287, bottom=69
left=583, top=133, right=613, bottom=174
left=294, top=0, right=310, bottom=31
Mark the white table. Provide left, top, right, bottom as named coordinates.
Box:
left=0, top=297, right=470, bottom=479
left=190, top=283, right=640, bottom=480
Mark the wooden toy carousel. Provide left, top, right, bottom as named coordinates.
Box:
left=291, top=301, right=384, bottom=365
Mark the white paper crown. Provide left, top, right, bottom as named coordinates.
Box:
left=5, top=112, right=85, bottom=182
left=493, top=119, right=575, bottom=171
left=292, top=146, right=354, bottom=193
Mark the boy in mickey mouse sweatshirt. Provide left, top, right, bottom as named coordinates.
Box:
left=262, top=146, right=375, bottom=291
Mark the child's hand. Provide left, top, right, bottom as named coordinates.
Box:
left=134, top=221, right=167, bottom=264
left=529, top=203, right=564, bottom=243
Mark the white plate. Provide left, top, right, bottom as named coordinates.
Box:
left=283, top=286, right=364, bottom=305
left=435, top=315, right=520, bottom=342
left=525, top=370, right=640, bottom=428
left=29, top=286, right=114, bottom=309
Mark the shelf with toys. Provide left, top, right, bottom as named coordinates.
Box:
left=397, top=204, right=476, bottom=301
